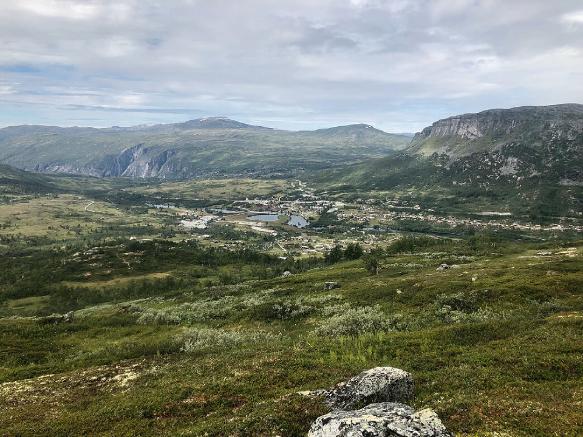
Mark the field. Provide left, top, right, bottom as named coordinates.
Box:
left=0, top=176, right=582, bottom=436
left=130, top=179, right=292, bottom=201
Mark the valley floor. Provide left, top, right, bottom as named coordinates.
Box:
left=0, top=177, right=582, bottom=436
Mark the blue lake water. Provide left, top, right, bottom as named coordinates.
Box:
left=288, top=215, right=309, bottom=228
left=248, top=213, right=309, bottom=228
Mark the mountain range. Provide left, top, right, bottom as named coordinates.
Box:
left=1, top=104, right=582, bottom=218
left=0, top=117, right=410, bottom=178
left=328, top=104, right=583, bottom=186
left=316, top=104, right=583, bottom=218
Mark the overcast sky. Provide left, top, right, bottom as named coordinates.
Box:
left=1, top=0, right=583, bottom=132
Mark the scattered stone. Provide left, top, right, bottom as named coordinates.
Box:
left=556, top=247, right=578, bottom=257
left=40, top=311, right=74, bottom=325
left=324, top=281, right=340, bottom=290
left=308, top=402, right=452, bottom=437
left=282, top=270, right=293, bottom=277
left=325, top=367, right=413, bottom=410
left=298, top=388, right=328, bottom=398
left=436, top=264, right=450, bottom=271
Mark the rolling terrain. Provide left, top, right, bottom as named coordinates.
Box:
left=0, top=163, right=57, bottom=194
left=0, top=118, right=411, bottom=179
left=0, top=178, right=581, bottom=435
left=316, top=104, right=583, bottom=221
left=0, top=105, right=582, bottom=436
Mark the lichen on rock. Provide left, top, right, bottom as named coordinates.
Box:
left=308, top=402, right=452, bottom=437
left=324, top=366, right=414, bottom=410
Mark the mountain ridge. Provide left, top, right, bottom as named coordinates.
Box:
left=0, top=118, right=411, bottom=178
left=316, top=104, right=583, bottom=219
left=408, top=103, right=583, bottom=158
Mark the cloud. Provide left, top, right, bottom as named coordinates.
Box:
left=14, top=0, right=100, bottom=20
left=0, top=0, right=582, bottom=131
left=562, top=10, right=583, bottom=25
left=60, top=104, right=199, bottom=114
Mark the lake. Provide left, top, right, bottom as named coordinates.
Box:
left=288, top=215, right=309, bottom=228
left=248, top=213, right=309, bottom=228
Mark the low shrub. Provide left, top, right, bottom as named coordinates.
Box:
left=179, top=328, right=281, bottom=353
left=315, top=305, right=393, bottom=337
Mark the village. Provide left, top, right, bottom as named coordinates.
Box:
left=139, top=180, right=583, bottom=258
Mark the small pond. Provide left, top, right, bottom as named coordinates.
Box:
left=288, top=215, right=309, bottom=228
left=248, top=213, right=310, bottom=228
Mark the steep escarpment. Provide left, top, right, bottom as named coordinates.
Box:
left=404, top=104, right=583, bottom=186
left=33, top=145, right=186, bottom=178
left=317, top=104, right=583, bottom=219
left=408, top=104, right=583, bottom=158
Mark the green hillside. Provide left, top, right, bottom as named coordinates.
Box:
left=316, top=105, right=583, bottom=221
left=0, top=164, right=58, bottom=194
left=0, top=119, right=411, bottom=178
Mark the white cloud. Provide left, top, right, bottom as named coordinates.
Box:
left=15, top=0, right=100, bottom=20
left=561, top=10, right=583, bottom=25
left=0, top=85, right=15, bottom=95
left=0, top=0, right=582, bottom=131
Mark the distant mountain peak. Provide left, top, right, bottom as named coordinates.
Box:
left=311, top=123, right=385, bottom=134
left=176, top=117, right=255, bottom=129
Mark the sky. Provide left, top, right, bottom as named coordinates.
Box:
left=1, top=0, right=583, bottom=133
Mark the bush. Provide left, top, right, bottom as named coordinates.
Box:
left=363, top=255, right=380, bottom=275
left=136, top=308, right=182, bottom=325
left=325, top=245, right=344, bottom=264
left=434, top=291, right=481, bottom=313
left=179, top=328, right=280, bottom=352
left=315, top=305, right=393, bottom=337
left=344, top=243, right=363, bottom=260
left=252, top=301, right=313, bottom=321
left=431, top=290, right=510, bottom=325
left=386, top=236, right=441, bottom=254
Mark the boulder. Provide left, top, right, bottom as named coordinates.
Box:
left=324, top=281, right=340, bottom=290
left=325, top=367, right=413, bottom=410
left=308, top=402, right=452, bottom=437
left=436, top=264, right=450, bottom=271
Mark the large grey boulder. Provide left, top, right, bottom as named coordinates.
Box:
left=308, top=402, right=452, bottom=437
left=325, top=367, right=414, bottom=410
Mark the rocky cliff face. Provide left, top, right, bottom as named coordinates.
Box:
left=323, top=105, right=583, bottom=219
left=409, top=104, right=583, bottom=158
left=35, top=145, right=184, bottom=178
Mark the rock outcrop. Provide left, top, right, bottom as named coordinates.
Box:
left=34, top=144, right=184, bottom=178
left=408, top=103, right=583, bottom=159
left=325, top=367, right=413, bottom=410
left=308, top=402, right=452, bottom=437
left=308, top=367, right=451, bottom=437
left=324, top=282, right=340, bottom=290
